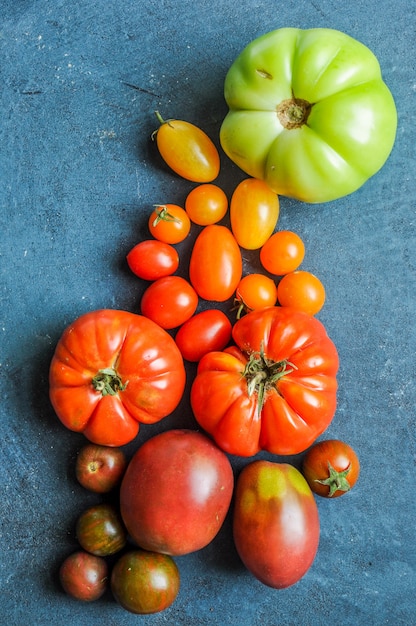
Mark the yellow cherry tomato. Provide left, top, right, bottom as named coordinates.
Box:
left=230, top=178, right=279, bottom=250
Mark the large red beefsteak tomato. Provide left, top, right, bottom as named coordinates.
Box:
left=190, top=306, right=339, bottom=456
left=49, top=309, right=186, bottom=446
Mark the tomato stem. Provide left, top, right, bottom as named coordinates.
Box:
left=92, top=368, right=128, bottom=396
left=243, top=345, right=296, bottom=412
left=315, top=462, right=352, bottom=497
left=152, top=205, right=181, bottom=227
left=276, top=98, right=312, bottom=129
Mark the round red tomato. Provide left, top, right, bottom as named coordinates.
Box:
left=302, top=439, right=360, bottom=497
left=191, top=306, right=339, bottom=456
left=230, top=178, right=280, bottom=250
left=235, top=273, right=277, bottom=317
left=59, top=551, right=108, bottom=602
left=127, top=240, right=179, bottom=281
left=76, top=503, right=127, bottom=557
left=75, top=444, right=127, bottom=493
left=233, top=461, right=320, bottom=588
left=49, top=310, right=186, bottom=447
left=185, top=183, right=228, bottom=225
left=111, top=550, right=180, bottom=614
left=140, top=275, right=198, bottom=329
left=260, top=230, right=305, bottom=275
left=175, top=309, right=232, bottom=362
left=148, top=204, right=191, bottom=244
left=277, top=270, right=325, bottom=316
left=189, top=224, right=242, bottom=302
left=120, top=429, right=234, bottom=556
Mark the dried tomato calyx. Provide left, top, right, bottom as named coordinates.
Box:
left=315, top=462, right=352, bottom=497
left=276, top=97, right=313, bottom=130
left=243, top=346, right=296, bottom=411
left=92, top=368, right=128, bottom=396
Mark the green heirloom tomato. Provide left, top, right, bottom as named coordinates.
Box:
left=220, top=28, right=397, bottom=203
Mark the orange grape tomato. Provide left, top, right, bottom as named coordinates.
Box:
left=277, top=271, right=325, bottom=316
left=148, top=204, right=191, bottom=244
left=230, top=178, right=280, bottom=250
left=260, top=231, right=305, bottom=275
left=185, top=184, right=228, bottom=225
left=235, top=274, right=277, bottom=317
left=153, top=111, right=220, bottom=183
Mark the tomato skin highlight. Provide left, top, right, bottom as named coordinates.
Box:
left=127, top=240, right=179, bottom=281
left=230, top=178, right=280, bottom=249
left=154, top=112, right=220, bottom=183
left=260, top=230, right=305, bottom=276
left=140, top=275, right=199, bottom=329
left=233, top=461, right=320, bottom=588
left=277, top=270, right=326, bottom=316
left=189, top=224, right=243, bottom=302
left=302, top=439, right=360, bottom=497
left=175, top=309, right=232, bottom=362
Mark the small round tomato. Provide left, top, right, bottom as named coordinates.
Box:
left=59, top=551, right=108, bottom=602
left=175, top=309, right=232, bottom=362
left=235, top=274, right=277, bottom=317
left=189, top=225, right=242, bottom=302
left=127, top=240, right=179, bottom=281
left=140, top=275, right=198, bottom=329
left=75, top=444, right=127, bottom=493
left=76, top=503, right=127, bottom=557
left=260, top=231, right=305, bottom=276
left=148, top=204, right=191, bottom=244
left=111, top=550, right=180, bottom=614
left=185, top=184, right=228, bottom=225
left=230, top=178, right=279, bottom=250
left=277, top=270, right=325, bottom=316
left=302, top=439, right=360, bottom=498
left=153, top=111, right=220, bottom=183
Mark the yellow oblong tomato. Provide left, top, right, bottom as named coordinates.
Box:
left=230, top=178, right=279, bottom=250
left=153, top=111, right=220, bottom=183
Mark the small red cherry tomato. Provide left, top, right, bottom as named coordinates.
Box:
left=230, top=178, right=279, bottom=250
left=235, top=274, right=277, bottom=317
left=185, top=184, right=228, bottom=225
left=148, top=204, right=191, bottom=244
left=302, top=439, right=360, bottom=498
left=127, top=240, right=179, bottom=281
left=175, top=309, right=232, bottom=362
left=277, top=270, right=325, bottom=316
left=59, top=551, right=108, bottom=602
left=140, top=275, right=198, bottom=329
left=75, top=444, right=127, bottom=493
left=260, top=230, right=305, bottom=275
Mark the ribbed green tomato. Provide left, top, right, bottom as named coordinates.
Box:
left=220, top=28, right=397, bottom=203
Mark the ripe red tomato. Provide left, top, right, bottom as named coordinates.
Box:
left=120, top=429, right=234, bottom=556
left=191, top=306, right=339, bottom=456
left=302, top=439, right=360, bottom=498
left=140, top=275, right=198, bottom=329
left=174, top=309, right=232, bottom=362
left=127, top=240, right=179, bottom=281
left=111, top=550, right=180, bottom=614
left=235, top=273, right=277, bottom=317
left=49, top=310, right=186, bottom=447
left=277, top=270, right=326, bottom=315
left=260, top=230, right=305, bottom=275
left=185, top=183, right=228, bottom=225
left=59, top=551, right=108, bottom=601
left=76, top=503, right=127, bottom=557
left=189, top=225, right=242, bottom=302
left=233, top=461, right=320, bottom=588
left=153, top=111, right=220, bottom=182
left=148, top=204, right=191, bottom=244
left=75, top=444, right=127, bottom=493
left=230, top=178, right=279, bottom=249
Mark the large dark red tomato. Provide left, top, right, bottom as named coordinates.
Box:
left=59, top=550, right=108, bottom=601
left=120, top=429, right=234, bottom=555
left=233, top=460, right=320, bottom=589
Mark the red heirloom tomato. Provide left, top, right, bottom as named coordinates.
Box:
left=76, top=503, right=127, bottom=557
left=175, top=309, right=232, bottom=362
left=233, top=461, right=320, bottom=588
left=153, top=111, right=220, bottom=183
left=189, top=224, right=243, bottom=302
left=127, top=240, right=179, bottom=281
left=140, top=275, right=198, bottom=329
left=111, top=550, right=180, bottom=615
left=148, top=204, right=191, bottom=244
left=277, top=270, right=326, bottom=316
left=260, top=230, right=305, bottom=276
left=59, top=550, right=108, bottom=601
left=185, top=183, right=228, bottom=225
left=75, top=444, right=127, bottom=493
left=190, top=306, right=339, bottom=456
left=120, top=429, right=234, bottom=556
left=49, top=310, right=186, bottom=447
left=302, top=439, right=360, bottom=498
left=230, top=178, right=280, bottom=250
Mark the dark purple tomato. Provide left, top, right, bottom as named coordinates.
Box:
left=76, top=503, right=127, bottom=556
left=59, top=550, right=108, bottom=601
left=75, top=444, right=127, bottom=493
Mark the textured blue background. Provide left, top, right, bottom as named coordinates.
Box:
left=1, top=1, right=415, bottom=625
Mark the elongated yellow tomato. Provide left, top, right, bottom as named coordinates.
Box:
left=230, top=178, right=280, bottom=249
left=153, top=111, right=220, bottom=182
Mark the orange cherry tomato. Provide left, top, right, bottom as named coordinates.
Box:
left=235, top=274, right=277, bottom=317
left=148, top=204, right=191, bottom=244
left=185, top=184, right=228, bottom=225
left=277, top=270, right=325, bottom=316
left=153, top=111, right=220, bottom=183
left=260, top=230, right=305, bottom=275
left=230, top=178, right=280, bottom=250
